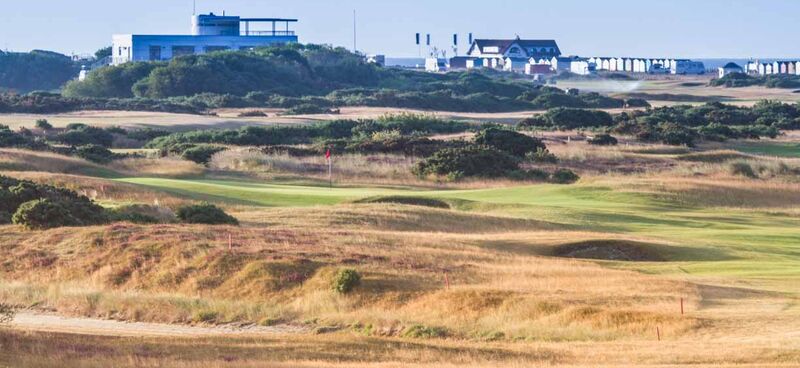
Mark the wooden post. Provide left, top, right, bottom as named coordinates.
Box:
left=444, top=273, right=450, bottom=290
left=228, top=233, right=233, bottom=252
left=680, top=298, right=684, bottom=315
left=657, top=326, right=661, bottom=341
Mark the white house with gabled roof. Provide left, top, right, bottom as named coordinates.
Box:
left=466, top=36, right=561, bottom=70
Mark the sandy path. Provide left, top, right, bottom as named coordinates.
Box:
left=10, top=312, right=309, bottom=337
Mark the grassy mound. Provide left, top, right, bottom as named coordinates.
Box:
left=354, top=196, right=451, bottom=209
left=553, top=240, right=665, bottom=262
left=676, top=150, right=754, bottom=162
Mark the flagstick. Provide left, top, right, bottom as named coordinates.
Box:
left=328, top=156, right=333, bottom=189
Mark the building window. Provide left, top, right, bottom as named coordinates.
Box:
left=204, top=46, right=229, bottom=53
left=149, top=46, right=162, bottom=61
left=172, top=46, right=195, bottom=57
left=509, top=47, right=520, bottom=54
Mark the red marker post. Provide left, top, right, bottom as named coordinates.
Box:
left=325, top=148, right=332, bottom=189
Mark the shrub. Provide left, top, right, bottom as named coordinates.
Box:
left=75, top=144, right=117, bottom=164
left=54, top=125, right=114, bottom=147
left=176, top=203, right=239, bottom=225
left=474, top=128, right=546, bottom=157
left=181, top=145, right=227, bottom=165
left=658, top=122, right=697, bottom=146
left=550, top=169, right=580, bottom=184
left=519, top=108, right=614, bottom=130
left=728, top=161, right=758, bottom=178
left=507, top=169, right=550, bottom=181
left=588, top=134, right=619, bottom=146
left=355, top=196, right=450, bottom=209
left=625, top=98, right=651, bottom=108
left=332, top=268, right=361, bottom=294
left=0, top=303, right=14, bottom=325
left=402, top=324, right=447, bottom=339
left=12, top=199, right=79, bottom=230
left=282, top=103, right=330, bottom=115
left=525, top=147, right=559, bottom=163
left=192, top=310, right=219, bottom=323
left=108, top=204, right=174, bottom=224
left=413, top=146, right=519, bottom=178
left=1, top=176, right=107, bottom=229
left=35, top=119, right=53, bottom=130
left=238, top=110, right=268, bottom=117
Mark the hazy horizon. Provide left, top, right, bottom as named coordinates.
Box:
left=2, top=0, right=799, bottom=59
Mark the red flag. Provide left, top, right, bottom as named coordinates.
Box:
left=325, top=149, right=331, bottom=160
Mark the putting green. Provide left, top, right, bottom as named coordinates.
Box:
left=116, top=176, right=800, bottom=292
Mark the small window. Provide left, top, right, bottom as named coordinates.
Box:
left=204, top=46, right=229, bottom=53
left=149, top=46, right=162, bottom=61
left=172, top=46, right=195, bottom=57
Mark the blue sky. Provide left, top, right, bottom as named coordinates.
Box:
left=2, top=0, right=798, bottom=58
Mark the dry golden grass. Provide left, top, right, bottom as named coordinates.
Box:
left=0, top=204, right=700, bottom=343
left=109, top=156, right=205, bottom=178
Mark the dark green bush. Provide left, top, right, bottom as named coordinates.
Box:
left=474, top=128, right=546, bottom=157
left=1, top=175, right=107, bottom=230
left=176, top=203, right=238, bottom=225
left=108, top=204, right=174, bottom=224
left=588, top=134, right=618, bottom=146
left=550, top=169, right=580, bottom=184
left=355, top=196, right=450, bottom=209
left=332, top=268, right=362, bottom=294
left=518, top=108, right=613, bottom=130
left=507, top=169, right=550, bottom=181
left=75, top=144, right=117, bottom=164
left=54, top=125, right=114, bottom=147
left=525, top=147, right=559, bottom=163
left=35, top=119, right=52, bottom=130
left=180, top=145, right=227, bottom=165
left=413, top=146, right=519, bottom=178
left=13, top=199, right=79, bottom=230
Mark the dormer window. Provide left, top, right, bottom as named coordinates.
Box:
left=509, top=47, right=520, bottom=54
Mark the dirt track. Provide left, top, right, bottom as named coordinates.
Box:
left=10, top=312, right=309, bottom=337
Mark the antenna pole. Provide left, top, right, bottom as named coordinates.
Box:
left=353, top=10, right=357, bottom=53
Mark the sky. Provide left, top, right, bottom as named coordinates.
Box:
left=1, top=0, right=799, bottom=59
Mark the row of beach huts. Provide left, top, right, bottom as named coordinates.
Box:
left=425, top=36, right=800, bottom=79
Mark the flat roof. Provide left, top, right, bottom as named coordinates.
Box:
left=239, top=18, right=298, bottom=22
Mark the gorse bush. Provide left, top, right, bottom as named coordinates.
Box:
left=474, top=128, right=546, bottom=158
left=75, top=144, right=117, bottom=164
left=413, top=146, right=519, bottom=178
left=332, top=268, right=362, bottom=294
left=550, top=169, right=580, bottom=184
left=13, top=199, right=79, bottom=230
left=54, top=124, right=114, bottom=147
left=180, top=145, right=227, bottom=165
left=35, top=119, right=53, bottom=130
left=588, top=134, right=619, bottom=146
left=0, top=175, right=107, bottom=229
left=176, top=203, right=239, bottom=225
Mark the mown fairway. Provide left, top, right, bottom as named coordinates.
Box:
left=117, top=176, right=800, bottom=294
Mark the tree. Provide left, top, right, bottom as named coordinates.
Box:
left=94, top=46, right=112, bottom=60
